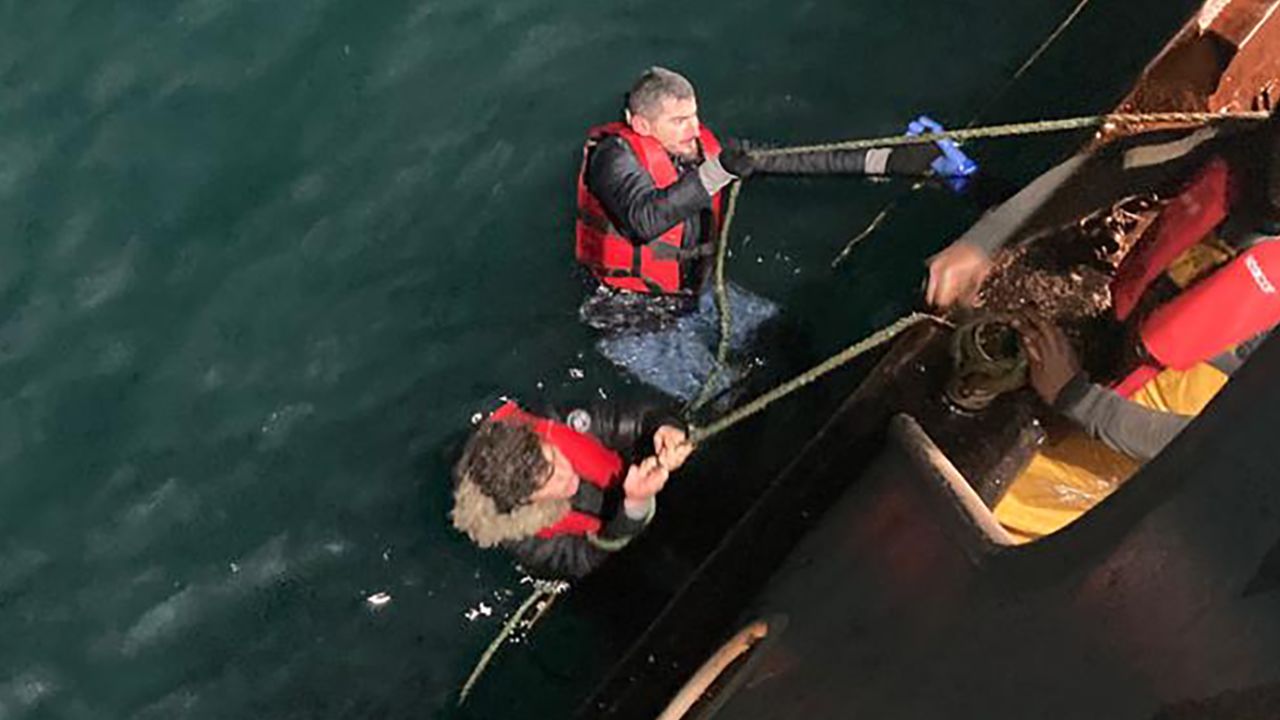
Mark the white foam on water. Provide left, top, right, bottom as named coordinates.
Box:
left=85, top=477, right=199, bottom=561
left=0, top=133, right=52, bottom=199
left=0, top=667, right=60, bottom=715
left=74, top=241, right=137, bottom=310
left=259, top=402, right=316, bottom=448
left=85, top=59, right=138, bottom=106
left=171, top=0, right=234, bottom=28
left=114, top=535, right=293, bottom=656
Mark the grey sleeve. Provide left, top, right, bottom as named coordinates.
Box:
left=951, top=125, right=1224, bottom=257
left=591, top=497, right=657, bottom=551
left=1054, top=373, right=1193, bottom=462
left=953, top=153, right=1091, bottom=257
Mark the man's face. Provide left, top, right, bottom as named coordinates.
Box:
left=529, top=441, right=580, bottom=502
left=631, top=95, right=701, bottom=159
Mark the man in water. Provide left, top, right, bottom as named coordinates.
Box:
left=578, top=66, right=976, bottom=400
left=924, top=110, right=1280, bottom=540
left=451, top=399, right=693, bottom=579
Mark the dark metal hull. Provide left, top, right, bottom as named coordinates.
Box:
left=575, top=2, right=1280, bottom=718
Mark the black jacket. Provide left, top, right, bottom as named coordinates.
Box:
left=506, top=400, right=683, bottom=580
left=584, top=135, right=942, bottom=291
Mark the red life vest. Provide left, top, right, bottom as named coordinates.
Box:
left=575, top=122, right=723, bottom=294
left=1110, top=157, right=1280, bottom=396
left=490, top=401, right=625, bottom=538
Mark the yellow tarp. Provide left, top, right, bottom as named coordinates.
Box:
left=993, top=362, right=1229, bottom=543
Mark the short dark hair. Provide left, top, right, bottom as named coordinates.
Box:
left=454, top=420, right=549, bottom=513
left=627, top=66, right=695, bottom=119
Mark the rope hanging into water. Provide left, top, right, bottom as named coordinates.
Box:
left=457, top=579, right=570, bottom=705
left=685, top=180, right=742, bottom=416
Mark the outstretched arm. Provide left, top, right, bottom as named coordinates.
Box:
left=746, top=143, right=944, bottom=177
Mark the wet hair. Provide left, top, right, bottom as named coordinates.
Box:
left=454, top=420, right=549, bottom=513
left=627, top=66, right=695, bottom=120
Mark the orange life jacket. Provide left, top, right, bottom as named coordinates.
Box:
left=1111, top=157, right=1280, bottom=396
left=575, top=122, right=723, bottom=294
left=491, top=401, right=625, bottom=538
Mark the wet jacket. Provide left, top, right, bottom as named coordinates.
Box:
left=511, top=400, right=683, bottom=579
left=582, top=128, right=943, bottom=294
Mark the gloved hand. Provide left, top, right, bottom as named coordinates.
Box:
left=905, top=115, right=978, bottom=190
left=717, top=142, right=756, bottom=179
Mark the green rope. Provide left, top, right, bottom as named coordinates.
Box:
left=831, top=185, right=918, bottom=268
left=456, top=107, right=1269, bottom=707
left=688, top=312, right=947, bottom=445
left=834, top=0, right=1094, bottom=268
left=686, top=180, right=743, bottom=417
left=457, top=580, right=570, bottom=705
left=753, top=111, right=1267, bottom=159
left=688, top=110, right=1266, bottom=417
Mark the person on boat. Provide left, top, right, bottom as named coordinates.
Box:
left=924, top=110, right=1280, bottom=541
left=451, top=399, right=693, bottom=579
left=580, top=66, right=977, bottom=400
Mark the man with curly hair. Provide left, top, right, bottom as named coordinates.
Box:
left=451, top=400, right=692, bottom=579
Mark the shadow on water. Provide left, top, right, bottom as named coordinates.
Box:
left=0, top=0, right=1201, bottom=717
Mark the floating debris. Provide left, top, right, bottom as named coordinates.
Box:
left=366, top=592, right=392, bottom=608
left=464, top=602, right=493, bottom=622
left=568, top=367, right=585, bottom=380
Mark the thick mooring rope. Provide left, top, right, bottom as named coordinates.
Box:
left=685, top=180, right=742, bottom=416
left=688, top=312, right=948, bottom=445
left=460, top=108, right=1266, bottom=705
left=752, top=111, right=1267, bottom=159
left=685, top=109, right=1266, bottom=426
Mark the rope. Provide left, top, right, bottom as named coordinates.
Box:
left=688, top=109, right=1265, bottom=416
left=831, top=188, right=914, bottom=268
left=833, top=0, right=1094, bottom=267
left=686, top=180, right=743, bottom=417
left=752, top=111, right=1266, bottom=159
left=457, top=579, right=570, bottom=705
left=460, top=108, right=1267, bottom=705
left=688, top=312, right=947, bottom=445
left=981, top=0, right=1095, bottom=120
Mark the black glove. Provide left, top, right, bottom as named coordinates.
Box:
left=718, top=142, right=756, bottom=179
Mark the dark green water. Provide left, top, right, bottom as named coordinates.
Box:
left=1, top=0, right=1198, bottom=717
